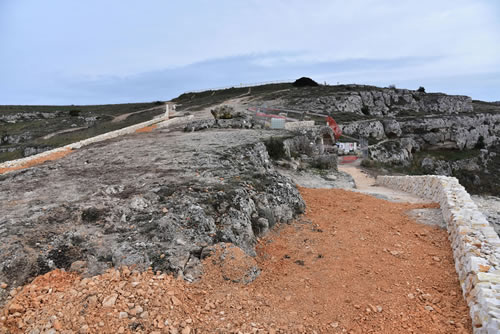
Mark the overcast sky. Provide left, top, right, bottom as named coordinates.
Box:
left=1, top=0, right=499, bottom=105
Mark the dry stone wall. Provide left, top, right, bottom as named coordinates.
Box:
left=377, top=175, right=500, bottom=333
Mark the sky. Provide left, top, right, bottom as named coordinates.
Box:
left=0, top=0, right=499, bottom=105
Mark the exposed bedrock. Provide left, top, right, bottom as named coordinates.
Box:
left=281, top=85, right=473, bottom=116
left=0, top=128, right=305, bottom=304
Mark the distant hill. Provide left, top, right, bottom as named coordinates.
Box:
left=0, top=102, right=165, bottom=163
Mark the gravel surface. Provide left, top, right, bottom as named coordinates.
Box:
left=0, top=189, right=471, bottom=333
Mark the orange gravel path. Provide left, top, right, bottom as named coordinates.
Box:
left=135, top=124, right=157, bottom=133
left=0, top=148, right=73, bottom=175
left=0, top=188, right=471, bottom=333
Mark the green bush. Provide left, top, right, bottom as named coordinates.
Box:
left=264, top=137, right=286, bottom=160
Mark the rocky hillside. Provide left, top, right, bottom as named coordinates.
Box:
left=0, top=123, right=311, bottom=305
left=175, top=82, right=500, bottom=196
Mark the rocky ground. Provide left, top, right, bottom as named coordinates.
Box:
left=0, top=124, right=305, bottom=307
left=472, top=195, right=500, bottom=235
left=1, top=189, right=471, bottom=334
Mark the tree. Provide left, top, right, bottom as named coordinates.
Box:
left=293, top=77, right=319, bottom=87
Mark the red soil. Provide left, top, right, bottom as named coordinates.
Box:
left=0, top=188, right=471, bottom=333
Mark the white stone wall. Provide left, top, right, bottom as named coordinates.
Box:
left=0, top=115, right=193, bottom=171
left=284, top=121, right=315, bottom=130
left=377, top=175, right=500, bottom=333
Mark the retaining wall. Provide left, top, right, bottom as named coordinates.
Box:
left=284, top=121, right=315, bottom=131
left=377, top=175, right=500, bottom=333
left=0, top=115, right=193, bottom=171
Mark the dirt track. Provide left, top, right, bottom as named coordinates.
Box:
left=0, top=188, right=471, bottom=333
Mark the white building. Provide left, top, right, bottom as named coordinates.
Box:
left=336, top=142, right=357, bottom=155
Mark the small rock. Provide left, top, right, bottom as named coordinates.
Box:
left=424, top=305, right=434, bottom=311
left=130, top=305, right=144, bottom=315
left=376, top=306, right=383, bottom=313
left=330, top=322, right=339, bottom=328
left=432, top=256, right=441, bottom=262
left=140, top=311, right=149, bottom=319
left=117, top=327, right=125, bottom=334
left=53, top=319, right=62, bottom=330
left=407, top=293, right=415, bottom=299
left=181, top=326, right=191, bottom=334
left=70, top=260, right=88, bottom=273
left=119, top=312, right=128, bottom=319
left=8, top=303, right=24, bottom=314
left=171, top=296, right=182, bottom=306
left=0, top=283, right=7, bottom=289
left=102, top=294, right=118, bottom=308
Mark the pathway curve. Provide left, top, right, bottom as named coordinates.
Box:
left=338, top=163, right=427, bottom=203
left=111, top=106, right=164, bottom=123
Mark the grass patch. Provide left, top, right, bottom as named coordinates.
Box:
left=172, top=83, right=293, bottom=111
left=0, top=149, right=24, bottom=163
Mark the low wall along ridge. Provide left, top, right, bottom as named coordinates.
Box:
left=0, top=115, right=193, bottom=173
left=377, top=175, right=500, bottom=333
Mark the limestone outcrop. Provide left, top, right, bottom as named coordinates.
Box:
left=282, top=85, right=473, bottom=117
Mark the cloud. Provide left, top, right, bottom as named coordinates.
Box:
left=0, top=0, right=499, bottom=103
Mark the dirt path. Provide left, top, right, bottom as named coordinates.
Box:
left=338, top=164, right=426, bottom=203
left=0, top=189, right=470, bottom=333
left=42, top=126, right=88, bottom=140
left=111, top=106, right=164, bottom=123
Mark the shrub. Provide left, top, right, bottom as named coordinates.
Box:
left=417, top=86, right=426, bottom=93
left=69, top=110, right=81, bottom=117
left=264, top=137, right=286, bottom=160
left=293, top=77, right=319, bottom=87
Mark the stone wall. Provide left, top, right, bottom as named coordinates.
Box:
left=377, top=175, right=500, bottom=333
left=284, top=121, right=315, bottom=131
left=0, top=115, right=193, bottom=171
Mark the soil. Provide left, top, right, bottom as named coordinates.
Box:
left=0, top=189, right=471, bottom=333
